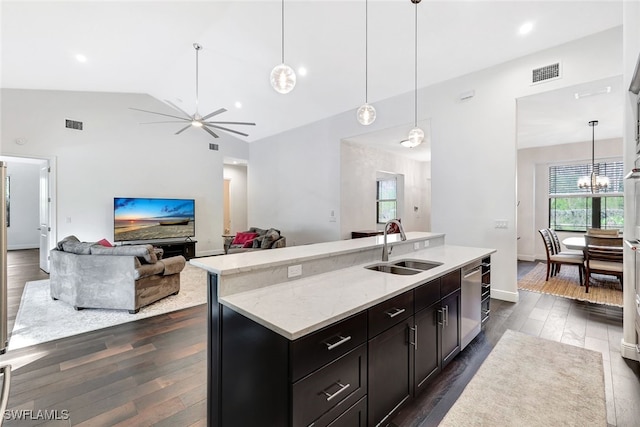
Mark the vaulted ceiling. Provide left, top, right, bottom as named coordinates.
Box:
left=1, top=1, right=624, bottom=146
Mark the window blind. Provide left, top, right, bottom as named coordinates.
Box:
left=549, top=161, right=624, bottom=196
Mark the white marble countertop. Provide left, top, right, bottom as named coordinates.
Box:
left=219, top=244, right=495, bottom=340
left=190, top=231, right=445, bottom=275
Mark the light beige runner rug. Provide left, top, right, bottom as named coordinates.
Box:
left=518, top=262, right=622, bottom=307
left=440, top=329, right=606, bottom=427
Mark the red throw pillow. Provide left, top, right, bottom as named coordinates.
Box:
left=242, top=239, right=255, bottom=248
left=97, top=238, right=114, bottom=247
left=231, top=232, right=258, bottom=246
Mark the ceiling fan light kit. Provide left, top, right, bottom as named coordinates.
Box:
left=357, top=0, right=376, bottom=125
left=130, top=43, right=255, bottom=141
left=271, top=0, right=296, bottom=94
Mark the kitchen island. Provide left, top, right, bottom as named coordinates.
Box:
left=191, top=232, right=495, bottom=427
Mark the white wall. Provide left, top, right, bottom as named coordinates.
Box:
left=223, top=164, right=248, bottom=234
left=3, top=160, right=42, bottom=249
left=517, top=138, right=623, bottom=261
left=0, top=89, right=248, bottom=255
left=249, top=27, right=622, bottom=302
left=340, top=141, right=430, bottom=238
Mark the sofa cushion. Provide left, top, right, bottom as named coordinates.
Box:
left=261, top=228, right=281, bottom=249
left=61, top=240, right=94, bottom=255
left=90, top=244, right=158, bottom=264
left=56, top=235, right=80, bottom=250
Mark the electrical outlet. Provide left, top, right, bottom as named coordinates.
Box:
left=414, top=242, right=420, bottom=250
left=424, top=240, right=430, bottom=248
left=495, top=220, right=508, bottom=229
left=288, top=265, right=302, bottom=278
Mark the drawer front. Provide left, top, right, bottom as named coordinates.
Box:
left=292, top=345, right=367, bottom=427
left=368, top=290, right=414, bottom=338
left=414, top=278, right=440, bottom=312
left=441, top=269, right=461, bottom=298
left=323, top=396, right=367, bottom=427
left=291, top=311, right=367, bottom=382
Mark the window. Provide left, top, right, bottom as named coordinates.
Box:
left=548, top=161, right=623, bottom=231
left=376, top=179, right=397, bottom=223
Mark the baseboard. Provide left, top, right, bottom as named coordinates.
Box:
left=8, top=244, right=39, bottom=251
left=196, top=249, right=224, bottom=257
left=517, top=254, right=536, bottom=262
left=621, top=339, right=640, bottom=361
left=491, top=288, right=519, bottom=303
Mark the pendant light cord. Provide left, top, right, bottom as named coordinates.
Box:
left=281, top=0, right=285, bottom=64
left=414, top=0, right=418, bottom=127
left=195, top=44, right=200, bottom=112
left=365, top=0, right=369, bottom=103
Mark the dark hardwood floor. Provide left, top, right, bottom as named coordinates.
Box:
left=0, top=252, right=638, bottom=426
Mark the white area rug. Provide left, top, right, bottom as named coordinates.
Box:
left=9, top=263, right=207, bottom=350
left=440, top=329, right=606, bottom=427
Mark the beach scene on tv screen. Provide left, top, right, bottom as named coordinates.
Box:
left=114, top=198, right=195, bottom=241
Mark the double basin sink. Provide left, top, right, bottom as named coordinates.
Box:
left=365, top=259, right=443, bottom=275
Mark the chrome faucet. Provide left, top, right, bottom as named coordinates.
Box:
left=382, top=219, right=407, bottom=261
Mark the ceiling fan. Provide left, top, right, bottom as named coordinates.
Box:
left=130, top=43, right=255, bottom=139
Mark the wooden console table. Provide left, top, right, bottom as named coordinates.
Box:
left=155, top=240, right=197, bottom=260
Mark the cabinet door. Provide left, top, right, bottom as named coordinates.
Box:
left=368, top=320, right=413, bottom=427
left=441, top=290, right=461, bottom=367
left=414, top=303, right=440, bottom=394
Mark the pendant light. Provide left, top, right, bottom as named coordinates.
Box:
left=270, top=0, right=296, bottom=94
left=577, top=120, right=610, bottom=192
left=401, top=0, right=424, bottom=148
left=356, top=0, right=376, bottom=125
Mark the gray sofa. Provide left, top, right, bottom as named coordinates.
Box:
left=224, top=227, right=286, bottom=254
left=50, top=236, right=186, bottom=313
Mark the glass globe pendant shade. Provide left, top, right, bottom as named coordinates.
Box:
left=357, top=103, right=376, bottom=125
left=401, top=127, right=424, bottom=148
left=270, top=63, right=297, bottom=94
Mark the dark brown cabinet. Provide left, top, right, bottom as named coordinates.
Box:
left=155, top=240, right=196, bottom=260
left=209, top=267, right=463, bottom=427
left=368, top=319, right=414, bottom=426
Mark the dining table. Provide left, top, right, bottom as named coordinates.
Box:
left=562, top=236, right=586, bottom=251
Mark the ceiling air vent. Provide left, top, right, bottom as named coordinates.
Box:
left=531, top=62, right=561, bottom=85
left=209, top=143, right=219, bottom=151
left=65, top=119, right=83, bottom=130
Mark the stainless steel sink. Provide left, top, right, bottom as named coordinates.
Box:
left=365, top=264, right=421, bottom=275
left=391, top=259, right=443, bottom=271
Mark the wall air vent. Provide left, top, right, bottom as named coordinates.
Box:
left=531, top=62, right=561, bottom=85
left=65, top=119, right=83, bottom=130
left=209, top=143, right=219, bottom=151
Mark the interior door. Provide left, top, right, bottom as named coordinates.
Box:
left=39, top=165, right=50, bottom=273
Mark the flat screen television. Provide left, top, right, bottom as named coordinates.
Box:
left=114, top=197, right=195, bottom=242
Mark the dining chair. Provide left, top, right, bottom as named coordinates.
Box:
left=538, top=229, right=584, bottom=283
left=586, top=228, right=620, bottom=237
left=583, top=235, right=623, bottom=293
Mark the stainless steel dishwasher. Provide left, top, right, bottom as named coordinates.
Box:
left=461, top=260, right=482, bottom=349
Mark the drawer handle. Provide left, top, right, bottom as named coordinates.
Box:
left=437, top=308, right=444, bottom=326
left=322, top=381, right=351, bottom=402
left=385, top=307, right=406, bottom=318
left=324, top=335, right=352, bottom=351
left=463, top=267, right=482, bottom=279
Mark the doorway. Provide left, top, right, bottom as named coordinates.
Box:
left=0, top=155, right=53, bottom=273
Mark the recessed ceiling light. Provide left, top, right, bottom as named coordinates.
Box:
left=298, top=67, right=308, bottom=76
left=234, top=101, right=242, bottom=109
left=75, top=54, right=87, bottom=63
left=518, top=22, right=534, bottom=36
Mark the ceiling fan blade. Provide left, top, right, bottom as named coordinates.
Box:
left=202, top=126, right=219, bottom=138
left=129, top=107, right=189, bottom=121
left=204, top=121, right=256, bottom=126
left=164, top=100, right=193, bottom=119
left=206, top=124, right=249, bottom=137
left=175, top=124, right=192, bottom=135
left=140, top=120, right=189, bottom=124
left=201, top=108, right=227, bottom=121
